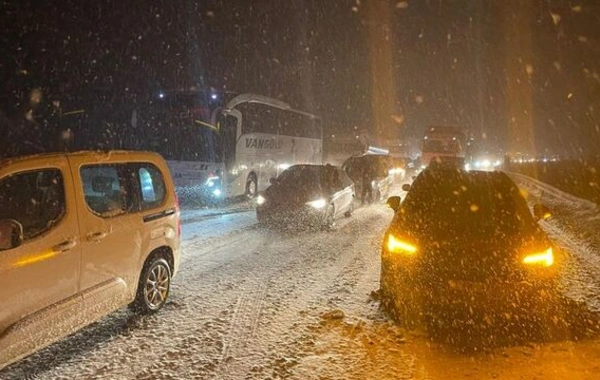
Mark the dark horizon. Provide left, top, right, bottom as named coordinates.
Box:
left=1, top=0, right=599, bottom=157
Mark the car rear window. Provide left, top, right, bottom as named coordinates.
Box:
left=403, top=170, right=534, bottom=236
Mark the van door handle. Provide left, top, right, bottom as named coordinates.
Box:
left=53, top=240, right=77, bottom=252
left=87, top=232, right=107, bottom=242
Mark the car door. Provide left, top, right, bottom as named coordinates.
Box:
left=69, top=159, right=143, bottom=302
left=336, top=169, right=354, bottom=214
left=0, top=157, right=81, bottom=335
left=327, top=168, right=352, bottom=217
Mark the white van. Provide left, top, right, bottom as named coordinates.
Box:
left=0, top=151, right=181, bottom=369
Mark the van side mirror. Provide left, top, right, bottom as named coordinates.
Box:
left=0, top=219, right=24, bottom=251
left=533, top=204, right=552, bottom=221
left=387, top=196, right=402, bottom=212
left=401, top=184, right=411, bottom=192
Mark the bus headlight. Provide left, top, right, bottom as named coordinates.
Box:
left=206, top=175, right=220, bottom=187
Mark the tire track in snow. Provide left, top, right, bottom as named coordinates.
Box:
left=217, top=281, right=267, bottom=378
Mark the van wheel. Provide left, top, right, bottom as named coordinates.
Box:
left=131, top=257, right=171, bottom=314
left=245, top=174, right=258, bottom=199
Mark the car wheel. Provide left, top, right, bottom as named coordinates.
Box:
left=245, top=174, right=258, bottom=199
left=344, top=201, right=354, bottom=217
left=322, top=204, right=335, bottom=230
left=131, top=257, right=171, bottom=314
left=380, top=262, right=422, bottom=330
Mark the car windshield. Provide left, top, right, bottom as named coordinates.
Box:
left=2, top=2, right=600, bottom=379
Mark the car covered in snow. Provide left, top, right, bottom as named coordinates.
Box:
left=256, top=164, right=355, bottom=229
left=380, top=167, right=558, bottom=333
left=0, top=151, right=180, bottom=369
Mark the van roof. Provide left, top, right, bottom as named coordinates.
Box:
left=0, top=150, right=164, bottom=169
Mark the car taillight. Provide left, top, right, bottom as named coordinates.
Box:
left=522, top=247, right=554, bottom=267
left=174, top=191, right=181, bottom=237
left=387, top=234, right=418, bottom=255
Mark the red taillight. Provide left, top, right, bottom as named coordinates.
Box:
left=174, top=191, right=181, bottom=237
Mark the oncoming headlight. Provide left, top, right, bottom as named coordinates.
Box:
left=306, top=198, right=327, bottom=209
left=387, top=234, right=418, bottom=255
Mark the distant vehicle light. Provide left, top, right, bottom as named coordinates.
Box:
left=523, top=247, right=554, bottom=267
left=387, top=234, right=417, bottom=255
left=159, top=92, right=165, bottom=99
left=211, top=93, right=218, bottom=100
left=306, top=198, right=327, bottom=209
left=256, top=195, right=266, bottom=205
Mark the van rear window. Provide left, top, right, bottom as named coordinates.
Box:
left=80, top=163, right=166, bottom=218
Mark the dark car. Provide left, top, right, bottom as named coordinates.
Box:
left=380, top=167, right=558, bottom=332
left=256, top=164, right=355, bottom=229
left=342, top=154, right=394, bottom=204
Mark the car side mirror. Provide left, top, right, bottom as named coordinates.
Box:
left=401, top=183, right=411, bottom=192
left=533, top=204, right=552, bottom=221
left=269, top=177, right=277, bottom=185
left=0, top=219, right=24, bottom=251
left=387, top=196, right=402, bottom=212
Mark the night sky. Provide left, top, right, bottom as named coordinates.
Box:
left=1, top=0, right=599, bottom=157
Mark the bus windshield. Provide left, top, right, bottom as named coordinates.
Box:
left=137, top=92, right=227, bottom=162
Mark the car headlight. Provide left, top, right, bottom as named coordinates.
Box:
left=387, top=234, right=418, bottom=255
left=306, top=198, right=327, bottom=209
left=256, top=195, right=266, bottom=205
left=523, top=247, right=554, bottom=267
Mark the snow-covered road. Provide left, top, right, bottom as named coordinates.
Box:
left=2, top=175, right=600, bottom=380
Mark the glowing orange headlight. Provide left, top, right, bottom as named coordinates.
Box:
left=387, top=234, right=417, bottom=255
left=523, top=247, right=554, bottom=267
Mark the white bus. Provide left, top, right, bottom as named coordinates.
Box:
left=136, top=91, right=323, bottom=203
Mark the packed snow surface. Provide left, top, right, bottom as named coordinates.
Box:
left=2, top=175, right=600, bottom=379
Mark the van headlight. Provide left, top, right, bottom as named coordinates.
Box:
left=306, top=198, right=327, bottom=209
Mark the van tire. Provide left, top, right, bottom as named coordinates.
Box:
left=130, top=257, right=172, bottom=314
left=245, top=174, right=258, bottom=199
